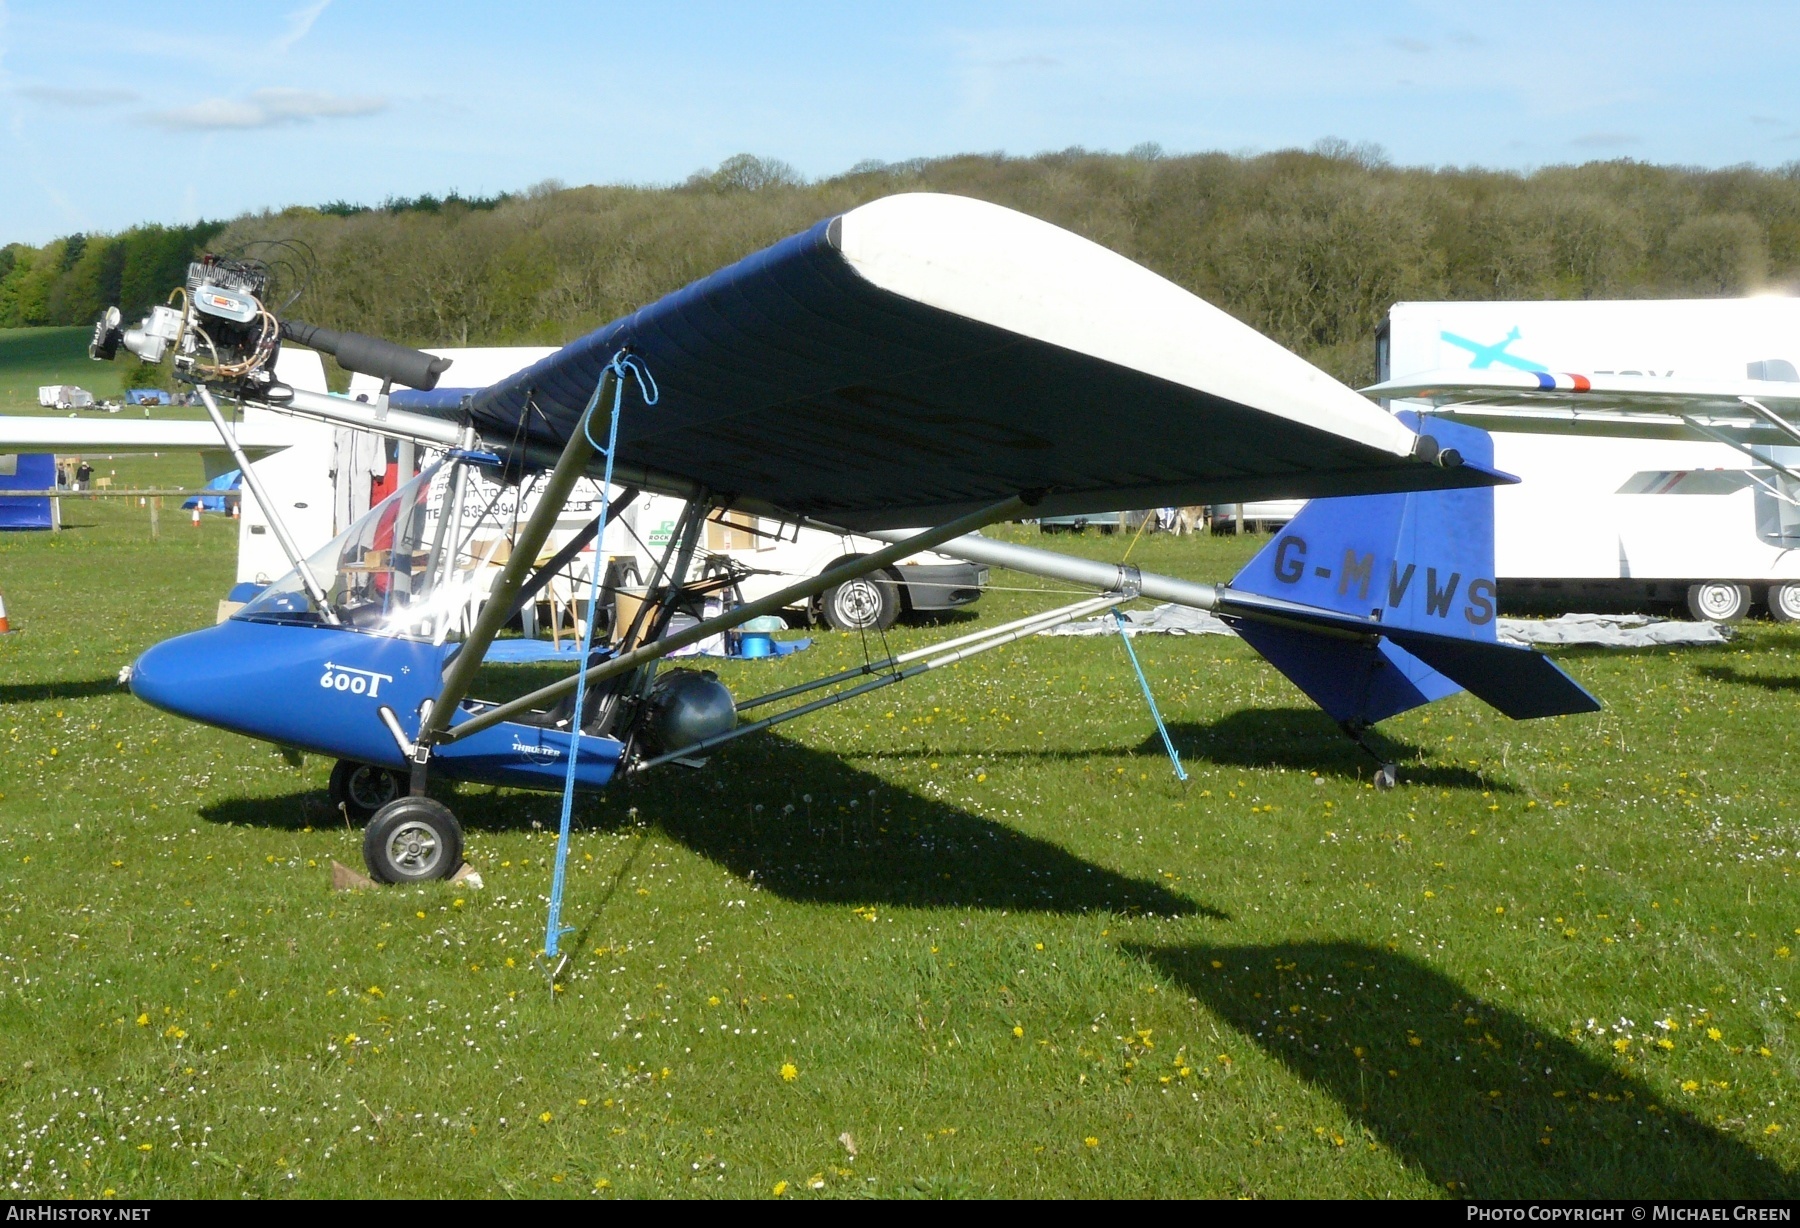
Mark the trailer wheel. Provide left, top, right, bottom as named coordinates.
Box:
left=1686, top=582, right=1751, bottom=623
left=362, top=797, right=463, bottom=884
left=328, top=759, right=403, bottom=825
left=1770, top=583, right=1800, bottom=624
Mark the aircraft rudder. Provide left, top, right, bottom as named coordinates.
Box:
left=1231, top=414, right=1501, bottom=642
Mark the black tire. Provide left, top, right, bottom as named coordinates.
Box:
left=1686, top=582, right=1750, bottom=623
left=328, top=759, right=403, bottom=825
left=1769, top=583, right=1800, bottom=624
left=362, top=796, right=463, bottom=884
left=819, top=568, right=900, bottom=632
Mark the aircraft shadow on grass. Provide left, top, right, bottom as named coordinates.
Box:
left=0, top=676, right=127, bottom=705
left=1693, top=664, right=1800, bottom=694
left=199, top=732, right=1216, bottom=919
left=1130, top=940, right=1797, bottom=1199
left=1143, top=708, right=1514, bottom=793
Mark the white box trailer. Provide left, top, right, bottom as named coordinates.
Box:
left=37, top=385, right=93, bottom=409
left=1380, top=298, right=1800, bottom=621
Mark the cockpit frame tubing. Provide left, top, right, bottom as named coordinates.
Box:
left=418, top=369, right=617, bottom=749
left=437, top=494, right=1030, bottom=746
left=197, top=384, right=338, bottom=622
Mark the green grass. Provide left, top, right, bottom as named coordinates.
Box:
left=2, top=511, right=1799, bottom=1199
left=0, top=327, right=130, bottom=413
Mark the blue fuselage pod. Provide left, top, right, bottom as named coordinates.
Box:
left=129, top=619, right=623, bottom=791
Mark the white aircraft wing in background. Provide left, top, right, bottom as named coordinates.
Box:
left=1364, top=368, right=1800, bottom=450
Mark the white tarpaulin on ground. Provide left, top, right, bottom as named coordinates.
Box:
left=1495, top=613, right=1733, bottom=647
left=1038, top=603, right=1234, bottom=637
left=1038, top=603, right=1732, bottom=648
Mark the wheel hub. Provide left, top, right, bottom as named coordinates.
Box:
left=836, top=580, right=880, bottom=626
left=386, top=820, right=442, bottom=875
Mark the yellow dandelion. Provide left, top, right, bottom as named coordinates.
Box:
left=135, top=1013, right=148, bottom=1027
left=1767, top=1124, right=1783, bottom=1136
left=137, top=1143, right=152, bottom=1152
left=366, top=986, right=383, bottom=998
left=780, top=1062, right=798, bottom=1082
left=1084, top=1136, right=1100, bottom=1148
left=1681, top=1080, right=1700, bottom=1092
left=772, top=1180, right=788, bottom=1196
left=1012, top=1026, right=1024, bottom=1038
left=1707, top=1027, right=1723, bottom=1041
left=540, top=1111, right=553, bottom=1124
left=1613, top=1038, right=1631, bottom=1053
left=415, top=910, right=425, bottom=919
left=344, top=1033, right=359, bottom=1045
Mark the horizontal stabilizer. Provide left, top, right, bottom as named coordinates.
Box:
left=1381, top=628, right=1601, bottom=720
left=1218, top=588, right=1600, bottom=721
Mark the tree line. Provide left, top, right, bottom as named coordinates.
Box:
left=6, top=144, right=1800, bottom=385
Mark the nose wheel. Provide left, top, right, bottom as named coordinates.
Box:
left=362, top=796, right=464, bottom=884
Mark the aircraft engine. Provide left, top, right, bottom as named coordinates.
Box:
left=641, top=669, right=737, bottom=757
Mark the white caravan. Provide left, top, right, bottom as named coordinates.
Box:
left=1379, top=298, right=1800, bottom=621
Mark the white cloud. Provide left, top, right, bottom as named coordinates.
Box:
left=16, top=84, right=139, bottom=106
left=273, top=0, right=330, bottom=54
left=144, top=87, right=386, bottom=131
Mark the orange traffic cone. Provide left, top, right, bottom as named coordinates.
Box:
left=0, top=590, right=11, bottom=634
left=191, top=505, right=201, bottom=528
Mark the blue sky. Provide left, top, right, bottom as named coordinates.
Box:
left=3, top=0, right=1799, bottom=245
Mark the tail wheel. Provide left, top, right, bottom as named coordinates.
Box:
left=1769, top=583, right=1800, bottom=624
left=1686, top=582, right=1750, bottom=623
left=362, top=796, right=463, bottom=884
left=328, top=759, right=403, bottom=825
left=820, top=571, right=899, bottom=631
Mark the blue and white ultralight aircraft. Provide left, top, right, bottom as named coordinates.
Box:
left=88, top=193, right=1598, bottom=899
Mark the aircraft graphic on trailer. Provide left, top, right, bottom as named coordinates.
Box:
left=50, top=193, right=1598, bottom=919
left=1439, top=327, right=1548, bottom=372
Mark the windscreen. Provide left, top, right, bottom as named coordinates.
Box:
left=236, top=461, right=487, bottom=638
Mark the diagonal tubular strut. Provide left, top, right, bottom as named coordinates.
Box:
left=630, top=591, right=1121, bottom=773
left=506, top=488, right=639, bottom=623
left=437, top=494, right=1031, bottom=745
left=419, top=369, right=617, bottom=748
left=197, top=385, right=338, bottom=622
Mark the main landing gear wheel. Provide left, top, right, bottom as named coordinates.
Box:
left=1686, top=582, right=1750, bottom=623
left=819, top=570, right=899, bottom=632
left=362, top=796, right=463, bottom=884
left=1769, top=583, right=1800, bottom=624
left=329, top=759, right=404, bottom=825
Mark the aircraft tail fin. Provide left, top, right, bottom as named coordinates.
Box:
left=1222, top=414, right=1598, bottom=724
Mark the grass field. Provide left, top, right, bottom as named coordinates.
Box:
left=0, top=327, right=131, bottom=414
left=3, top=472, right=1800, bottom=1198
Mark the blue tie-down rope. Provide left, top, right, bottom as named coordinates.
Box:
left=1113, top=608, right=1188, bottom=782
left=544, top=352, right=658, bottom=969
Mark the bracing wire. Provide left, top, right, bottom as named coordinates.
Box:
left=544, top=352, right=658, bottom=969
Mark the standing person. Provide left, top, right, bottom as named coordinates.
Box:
left=74, top=461, right=92, bottom=492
